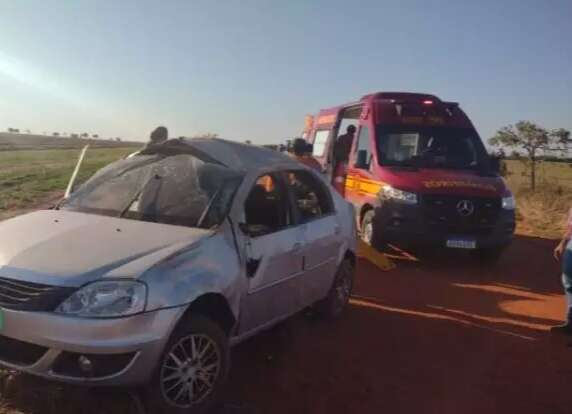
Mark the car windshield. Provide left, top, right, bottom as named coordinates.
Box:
left=60, top=153, right=243, bottom=228
left=376, top=126, right=487, bottom=170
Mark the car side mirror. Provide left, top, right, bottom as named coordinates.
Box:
left=355, top=150, right=369, bottom=169
left=489, top=156, right=501, bottom=175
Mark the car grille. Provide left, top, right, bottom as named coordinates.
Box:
left=0, top=276, right=75, bottom=311
left=0, top=335, right=48, bottom=366
left=421, top=194, right=501, bottom=235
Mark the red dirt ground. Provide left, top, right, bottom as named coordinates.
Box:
left=1, top=235, right=571, bottom=414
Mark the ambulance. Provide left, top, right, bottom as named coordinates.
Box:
left=304, top=92, right=516, bottom=259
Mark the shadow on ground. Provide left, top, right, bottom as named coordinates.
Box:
left=1, top=235, right=571, bottom=414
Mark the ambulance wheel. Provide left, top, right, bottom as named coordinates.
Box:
left=361, top=210, right=385, bottom=249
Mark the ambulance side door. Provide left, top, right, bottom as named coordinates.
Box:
left=346, top=120, right=378, bottom=210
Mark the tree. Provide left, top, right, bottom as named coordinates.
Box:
left=80, top=133, right=89, bottom=139
left=70, top=133, right=79, bottom=139
left=52, top=132, right=60, bottom=137
left=92, top=134, right=99, bottom=139
left=244, top=139, right=252, bottom=145
left=489, top=121, right=570, bottom=190
left=115, top=137, right=121, bottom=142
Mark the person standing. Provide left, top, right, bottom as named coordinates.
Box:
left=334, top=125, right=357, bottom=164
left=551, top=206, right=572, bottom=334
left=291, top=138, right=322, bottom=173
left=127, top=126, right=169, bottom=158
left=147, top=126, right=168, bottom=146
left=331, top=125, right=356, bottom=195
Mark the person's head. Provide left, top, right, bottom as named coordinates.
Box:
left=346, top=125, right=357, bottom=135
left=293, top=138, right=309, bottom=156
left=150, top=126, right=168, bottom=144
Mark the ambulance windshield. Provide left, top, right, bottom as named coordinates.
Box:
left=376, top=126, right=487, bottom=171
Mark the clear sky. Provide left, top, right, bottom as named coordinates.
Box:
left=0, top=0, right=570, bottom=144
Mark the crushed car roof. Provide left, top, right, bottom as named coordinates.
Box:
left=180, top=137, right=299, bottom=171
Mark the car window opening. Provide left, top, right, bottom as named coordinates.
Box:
left=285, top=170, right=333, bottom=222
left=243, top=174, right=290, bottom=236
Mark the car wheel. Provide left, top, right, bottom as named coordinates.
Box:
left=316, top=258, right=354, bottom=319
left=145, top=316, right=229, bottom=414
left=361, top=210, right=385, bottom=249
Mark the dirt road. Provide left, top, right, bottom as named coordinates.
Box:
left=2, top=235, right=571, bottom=414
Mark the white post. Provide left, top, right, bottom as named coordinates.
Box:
left=64, top=145, right=89, bottom=198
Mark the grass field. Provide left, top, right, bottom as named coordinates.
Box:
left=0, top=132, right=140, bottom=152
left=504, top=159, right=572, bottom=192
left=0, top=147, right=137, bottom=220
left=503, top=160, right=572, bottom=240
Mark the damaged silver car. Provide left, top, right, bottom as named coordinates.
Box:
left=0, top=138, right=357, bottom=412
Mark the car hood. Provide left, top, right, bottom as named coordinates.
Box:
left=379, top=168, right=508, bottom=197
left=0, top=210, right=212, bottom=287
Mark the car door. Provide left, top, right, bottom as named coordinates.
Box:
left=283, top=170, right=342, bottom=305
left=237, top=173, right=306, bottom=334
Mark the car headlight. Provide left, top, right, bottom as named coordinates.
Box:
left=502, top=195, right=516, bottom=210
left=379, top=185, right=418, bottom=204
left=56, top=280, right=147, bottom=318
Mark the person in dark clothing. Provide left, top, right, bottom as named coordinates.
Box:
left=149, top=126, right=168, bottom=145
left=334, top=125, right=356, bottom=163
left=126, top=126, right=169, bottom=158
left=291, top=138, right=322, bottom=172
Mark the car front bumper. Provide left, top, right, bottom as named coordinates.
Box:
left=0, top=306, right=185, bottom=386
left=373, top=201, right=516, bottom=249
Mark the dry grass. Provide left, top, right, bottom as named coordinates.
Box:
left=515, top=186, right=572, bottom=240
left=504, top=160, right=572, bottom=240
left=0, top=147, right=136, bottom=221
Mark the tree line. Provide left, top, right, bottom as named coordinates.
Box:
left=489, top=121, right=571, bottom=190
left=5, top=128, right=121, bottom=142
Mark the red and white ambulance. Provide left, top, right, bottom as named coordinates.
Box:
left=304, top=92, right=515, bottom=259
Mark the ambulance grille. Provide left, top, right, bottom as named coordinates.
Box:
left=422, top=195, right=501, bottom=234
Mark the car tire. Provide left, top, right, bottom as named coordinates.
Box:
left=315, top=258, right=354, bottom=319
left=145, top=316, right=230, bottom=414
left=361, top=210, right=385, bottom=249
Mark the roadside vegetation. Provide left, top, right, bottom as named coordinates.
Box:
left=487, top=121, right=571, bottom=240
left=503, top=159, right=572, bottom=240
left=0, top=147, right=136, bottom=221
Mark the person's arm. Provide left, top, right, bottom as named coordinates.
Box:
left=555, top=208, right=572, bottom=260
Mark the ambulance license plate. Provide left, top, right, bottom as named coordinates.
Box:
left=446, top=239, right=477, bottom=249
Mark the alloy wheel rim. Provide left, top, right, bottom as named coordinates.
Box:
left=362, top=221, right=373, bottom=244
left=334, top=269, right=352, bottom=311
left=160, top=333, right=221, bottom=408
